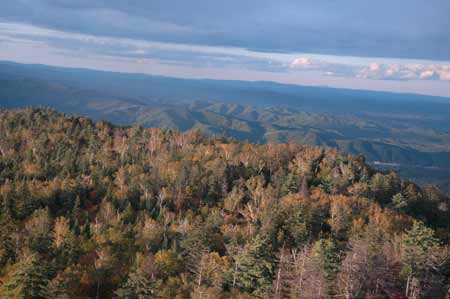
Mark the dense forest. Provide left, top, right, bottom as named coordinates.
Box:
left=0, top=108, right=449, bottom=298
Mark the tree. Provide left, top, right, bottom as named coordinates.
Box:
left=271, top=246, right=329, bottom=299
left=0, top=253, right=49, bottom=299
left=115, top=270, right=155, bottom=299
left=401, top=221, right=447, bottom=299
left=392, top=192, right=408, bottom=211
left=53, top=216, right=72, bottom=249
left=328, top=197, right=352, bottom=241
left=234, top=235, right=274, bottom=298
left=336, top=240, right=367, bottom=299
left=24, top=208, right=52, bottom=254
left=0, top=214, right=16, bottom=267
left=311, top=239, right=340, bottom=297
left=154, top=250, right=183, bottom=279
left=190, top=251, right=230, bottom=298
left=94, top=247, right=118, bottom=299
left=299, top=176, right=310, bottom=199
left=42, top=271, right=74, bottom=299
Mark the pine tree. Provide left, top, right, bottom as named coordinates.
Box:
left=402, top=221, right=439, bottom=278
left=312, top=238, right=340, bottom=297
left=0, top=253, right=49, bottom=299
left=0, top=213, right=16, bottom=266
left=234, top=235, right=274, bottom=298
left=42, top=272, right=72, bottom=299
left=401, top=221, right=444, bottom=298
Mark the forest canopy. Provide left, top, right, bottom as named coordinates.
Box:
left=0, top=108, right=449, bottom=298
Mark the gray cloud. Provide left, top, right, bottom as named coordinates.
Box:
left=1, top=0, right=450, bottom=60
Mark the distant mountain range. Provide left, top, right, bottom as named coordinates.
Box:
left=1, top=61, right=450, bottom=193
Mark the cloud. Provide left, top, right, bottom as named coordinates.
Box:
left=0, top=22, right=287, bottom=72
left=290, top=57, right=358, bottom=78
left=357, top=63, right=450, bottom=81
left=1, top=0, right=450, bottom=60
left=2, top=20, right=449, bottom=82
left=290, top=58, right=321, bottom=70
left=290, top=57, right=450, bottom=81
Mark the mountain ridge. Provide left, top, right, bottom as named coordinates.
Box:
left=1, top=61, right=450, bottom=193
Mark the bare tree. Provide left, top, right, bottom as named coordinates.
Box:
left=271, top=246, right=329, bottom=299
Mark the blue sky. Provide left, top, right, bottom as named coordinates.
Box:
left=1, top=0, right=450, bottom=96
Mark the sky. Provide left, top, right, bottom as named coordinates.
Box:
left=1, top=0, right=450, bottom=97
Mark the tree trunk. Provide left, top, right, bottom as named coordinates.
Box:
left=96, top=280, right=100, bottom=299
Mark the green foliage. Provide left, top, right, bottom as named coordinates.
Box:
left=401, top=221, right=439, bottom=278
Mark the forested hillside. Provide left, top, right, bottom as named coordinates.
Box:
left=0, top=109, right=449, bottom=298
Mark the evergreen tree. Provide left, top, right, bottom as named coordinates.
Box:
left=42, top=272, right=72, bottom=299
left=312, top=238, right=340, bottom=297
left=234, top=235, right=274, bottom=298
left=401, top=221, right=446, bottom=298
left=402, top=221, right=439, bottom=278
left=0, top=253, right=49, bottom=299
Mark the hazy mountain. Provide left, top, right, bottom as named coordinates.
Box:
left=1, top=61, right=450, bottom=192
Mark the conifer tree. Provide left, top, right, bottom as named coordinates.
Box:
left=234, top=235, right=274, bottom=298
left=401, top=221, right=446, bottom=298
left=0, top=253, right=49, bottom=299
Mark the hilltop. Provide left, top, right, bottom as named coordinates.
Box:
left=0, top=108, right=449, bottom=298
